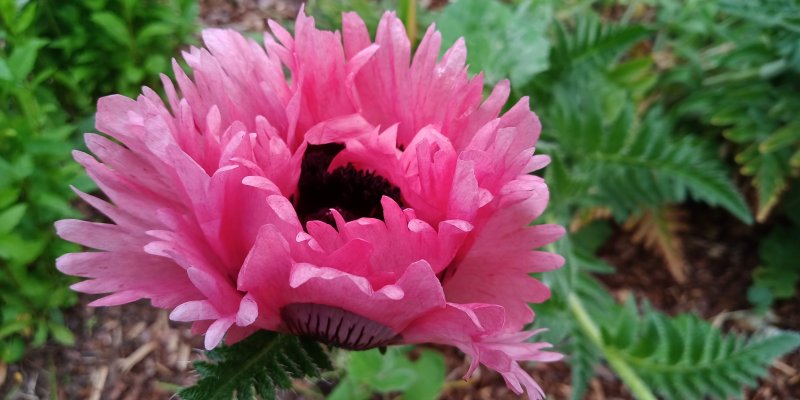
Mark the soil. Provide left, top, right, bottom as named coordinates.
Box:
left=2, top=1, right=798, bottom=400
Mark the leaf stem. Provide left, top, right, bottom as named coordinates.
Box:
left=403, top=0, right=417, bottom=45
left=568, top=293, right=657, bottom=400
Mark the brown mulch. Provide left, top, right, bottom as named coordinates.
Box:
left=199, top=0, right=302, bottom=31
left=597, top=202, right=800, bottom=400
left=1, top=299, right=202, bottom=400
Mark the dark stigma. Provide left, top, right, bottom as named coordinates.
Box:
left=294, top=143, right=403, bottom=227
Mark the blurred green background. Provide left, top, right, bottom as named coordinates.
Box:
left=1, top=0, right=799, bottom=399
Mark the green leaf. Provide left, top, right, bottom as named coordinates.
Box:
left=15, top=2, right=37, bottom=34
left=1, top=336, right=26, bottom=363
left=0, top=320, right=29, bottom=340
left=178, top=332, right=331, bottom=400
left=48, top=323, right=76, bottom=346
left=0, top=58, right=13, bottom=81
left=0, top=188, right=21, bottom=209
left=403, top=350, right=446, bottom=400
left=547, top=76, right=752, bottom=223
left=0, top=204, right=26, bottom=234
left=0, top=0, right=16, bottom=32
left=604, top=303, right=800, bottom=400
left=349, top=348, right=414, bottom=392
left=90, top=12, right=131, bottom=46
left=327, top=376, right=371, bottom=400
left=32, top=319, right=49, bottom=347
left=437, top=0, right=551, bottom=85
left=760, top=121, right=800, bottom=153
left=8, top=39, right=47, bottom=80
left=343, top=347, right=445, bottom=398
left=0, top=233, right=47, bottom=264
left=569, top=331, right=600, bottom=400
left=551, top=12, right=650, bottom=71
left=136, top=23, right=175, bottom=44
left=749, top=224, right=800, bottom=309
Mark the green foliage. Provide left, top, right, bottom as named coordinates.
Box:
left=550, top=11, right=650, bottom=73
left=546, top=78, right=752, bottom=223
left=436, top=0, right=552, bottom=86
left=307, top=0, right=393, bottom=32
left=657, top=0, right=800, bottom=221
left=602, top=299, right=800, bottom=400
left=179, top=332, right=332, bottom=400
left=539, top=233, right=800, bottom=399
left=525, top=9, right=751, bottom=223
left=35, top=0, right=198, bottom=111
left=328, top=347, right=446, bottom=400
left=0, top=0, right=196, bottom=362
left=498, top=2, right=797, bottom=397
left=747, top=223, right=800, bottom=311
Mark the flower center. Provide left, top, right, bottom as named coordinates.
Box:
left=280, top=303, right=399, bottom=350
left=294, top=143, right=403, bottom=226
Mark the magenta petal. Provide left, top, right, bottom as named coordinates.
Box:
left=286, top=260, right=446, bottom=332
left=88, top=291, right=142, bottom=307
left=205, top=317, right=235, bottom=350
left=170, top=300, right=221, bottom=322
left=236, top=294, right=259, bottom=327
left=55, top=220, right=145, bottom=252
left=289, top=263, right=403, bottom=300
left=403, top=304, right=558, bottom=400
left=305, top=114, right=374, bottom=144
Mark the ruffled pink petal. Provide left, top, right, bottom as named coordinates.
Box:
left=327, top=197, right=473, bottom=277
left=55, top=220, right=147, bottom=252
left=403, top=304, right=561, bottom=400
left=286, top=260, right=446, bottom=333
left=56, top=251, right=199, bottom=309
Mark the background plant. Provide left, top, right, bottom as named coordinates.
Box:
left=434, top=0, right=800, bottom=399
left=0, top=0, right=197, bottom=363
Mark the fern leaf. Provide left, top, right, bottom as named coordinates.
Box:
left=552, top=12, right=650, bottom=69
left=624, top=207, right=688, bottom=283
left=746, top=146, right=790, bottom=222
left=569, top=330, right=601, bottom=400
left=547, top=73, right=752, bottom=224
left=179, top=331, right=332, bottom=400
left=569, top=207, right=613, bottom=233
left=748, top=224, right=800, bottom=309
left=615, top=123, right=751, bottom=223
left=604, top=303, right=800, bottom=400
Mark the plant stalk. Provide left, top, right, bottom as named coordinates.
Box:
left=404, top=0, right=417, bottom=45
left=568, top=293, right=657, bottom=400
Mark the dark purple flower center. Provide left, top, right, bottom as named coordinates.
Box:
left=280, top=303, right=399, bottom=350
left=294, top=143, right=403, bottom=226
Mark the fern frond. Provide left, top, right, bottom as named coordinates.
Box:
left=597, top=114, right=752, bottom=224
left=748, top=224, right=800, bottom=309
left=545, top=65, right=752, bottom=224
left=569, top=207, right=613, bottom=233
left=735, top=143, right=792, bottom=222
left=603, top=301, right=800, bottom=400
left=569, top=330, right=601, bottom=400
left=552, top=12, right=650, bottom=70
left=179, top=331, right=332, bottom=400
left=624, top=207, right=688, bottom=283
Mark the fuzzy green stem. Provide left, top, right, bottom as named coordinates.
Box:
left=568, top=293, right=657, bottom=400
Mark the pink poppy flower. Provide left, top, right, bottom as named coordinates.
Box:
left=55, top=9, right=564, bottom=399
